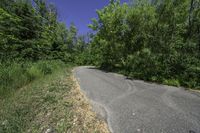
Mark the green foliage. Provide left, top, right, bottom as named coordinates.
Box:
left=1, top=0, right=199, bottom=90
left=88, top=0, right=200, bottom=89
left=163, top=79, right=181, bottom=87
left=0, top=0, right=84, bottom=62
left=0, top=0, right=88, bottom=98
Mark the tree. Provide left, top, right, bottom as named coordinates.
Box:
left=88, top=0, right=200, bottom=88
left=0, top=0, right=82, bottom=62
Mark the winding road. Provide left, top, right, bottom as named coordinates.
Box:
left=74, top=66, right=200, bottom=133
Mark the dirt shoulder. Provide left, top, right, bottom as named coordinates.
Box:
left=70, top=74, right=110, bottom=133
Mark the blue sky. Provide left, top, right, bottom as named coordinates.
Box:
left=47, top=0, right=130, bottom=35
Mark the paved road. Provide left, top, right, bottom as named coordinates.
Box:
left=74, top=66, right=200, bottom=133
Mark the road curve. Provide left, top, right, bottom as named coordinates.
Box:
left=73, top=66, right=200, bottom=133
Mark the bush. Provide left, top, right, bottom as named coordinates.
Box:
left=163, top=79, right=180, bottom=87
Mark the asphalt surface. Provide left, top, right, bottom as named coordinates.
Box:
left=74, top=66, right=200, bottom=133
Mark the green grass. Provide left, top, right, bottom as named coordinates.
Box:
left=0, top=60, right=65, bottom=98
left=0, top=64, right=74, bottom=133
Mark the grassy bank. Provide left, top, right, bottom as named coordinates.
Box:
left=0, top=60, right=65, bottom=98
left=0, top=64, right=110, bottom=133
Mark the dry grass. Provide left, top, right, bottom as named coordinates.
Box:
left=69, top=75, right=110, bottom=133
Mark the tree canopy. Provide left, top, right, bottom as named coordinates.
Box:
left=0, top=0, right=86, bottom=62
left=88, top=0, right=200, bottom=89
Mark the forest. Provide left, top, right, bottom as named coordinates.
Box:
left=88, top=0, right=200, bottom=89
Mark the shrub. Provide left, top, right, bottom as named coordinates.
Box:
left=163, top=79, right=180, bottom=87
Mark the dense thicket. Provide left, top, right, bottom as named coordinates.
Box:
left=0, top=0, right=85, bottom=62
left=88, top=0, right=200, bottom=89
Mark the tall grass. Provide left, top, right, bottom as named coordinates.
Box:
left=0, top=66, right=73, bottom=133
left=0, top=60, right=65, bottom=98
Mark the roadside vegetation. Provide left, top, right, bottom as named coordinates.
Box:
left=0, top=66, right=109, bottom=132
left=86, top=0, right=200, bottom=89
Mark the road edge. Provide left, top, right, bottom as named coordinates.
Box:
left=71, top=68, right=111, bottom=133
